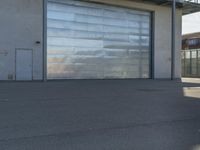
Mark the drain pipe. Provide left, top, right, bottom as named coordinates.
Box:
left=171, top=0, right=176, bottom=80
left=43, top=0, right=47, bottom=82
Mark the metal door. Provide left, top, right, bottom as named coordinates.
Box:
left=47, top=0, right=151, bottom=79
left=16, top=49, right=33, bottom=80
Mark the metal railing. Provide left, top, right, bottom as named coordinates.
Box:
left=181, top=49, right=200, bottom=77
left=149, top=0, right=200, bottom=5
left=184, top=0, right=200, bottom=4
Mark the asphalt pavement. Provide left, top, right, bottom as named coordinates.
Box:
left=0, top=78, right=200, bottom=150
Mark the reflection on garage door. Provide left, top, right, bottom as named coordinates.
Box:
left=47, top=0, right=151, bottom=79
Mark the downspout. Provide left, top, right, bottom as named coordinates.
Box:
left=171, top=0, right=176, bottom=80
left=43, top=0, right=47, bottom=81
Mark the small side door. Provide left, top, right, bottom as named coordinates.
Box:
left=16, top=49, right=33, bottom=81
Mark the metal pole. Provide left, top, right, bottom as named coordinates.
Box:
left=43, top=0, right=47, bottom=82
left=171, top=0, right=176, bottom=80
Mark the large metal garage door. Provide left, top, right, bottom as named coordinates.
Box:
left=47, top=0, right=151, bottom=79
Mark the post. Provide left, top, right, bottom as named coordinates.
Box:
left=171, top=0, right=176, bottom=80
left=43, top=0, right=47, bottom=82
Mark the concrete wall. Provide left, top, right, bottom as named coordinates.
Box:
left=0, top=0, right=182, bottom=80
left=0, top=0, right=43, bottom=80
left=88, top=0, right=182, bottom=79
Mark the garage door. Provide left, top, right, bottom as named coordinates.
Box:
left=47, top=0, right=151, bottom=79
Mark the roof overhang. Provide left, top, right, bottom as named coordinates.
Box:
left=134, top=0, right=200, bottom=15
left=183, top=1, right=200, bottom=15
left=182, top=32, right=200, bottom=40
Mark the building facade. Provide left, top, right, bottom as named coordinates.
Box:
left=0, top=0, right=183, bottom=80
left=182, top=32, right=200, bottom=50
left=182, top=32, right=200, bottom=77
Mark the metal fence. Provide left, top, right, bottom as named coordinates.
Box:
left=181, top=49, right=200, bottom=77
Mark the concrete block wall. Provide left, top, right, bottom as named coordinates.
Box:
left=0, top=0, right=43, bottom=80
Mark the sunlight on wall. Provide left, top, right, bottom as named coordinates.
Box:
left=182, top=78, right=200, bottom=84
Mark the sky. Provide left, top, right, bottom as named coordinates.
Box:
left=182, top=12, right=200, bottom=35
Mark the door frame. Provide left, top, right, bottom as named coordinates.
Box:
left=44, top=0, right=154, bottom=80
left=15, top=48, right=33, bottom=81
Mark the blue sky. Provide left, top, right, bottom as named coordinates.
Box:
left=182, top=12, right=200, bottom=34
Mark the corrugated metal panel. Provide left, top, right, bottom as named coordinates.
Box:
left=47, top=0, right=151, bottom=79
